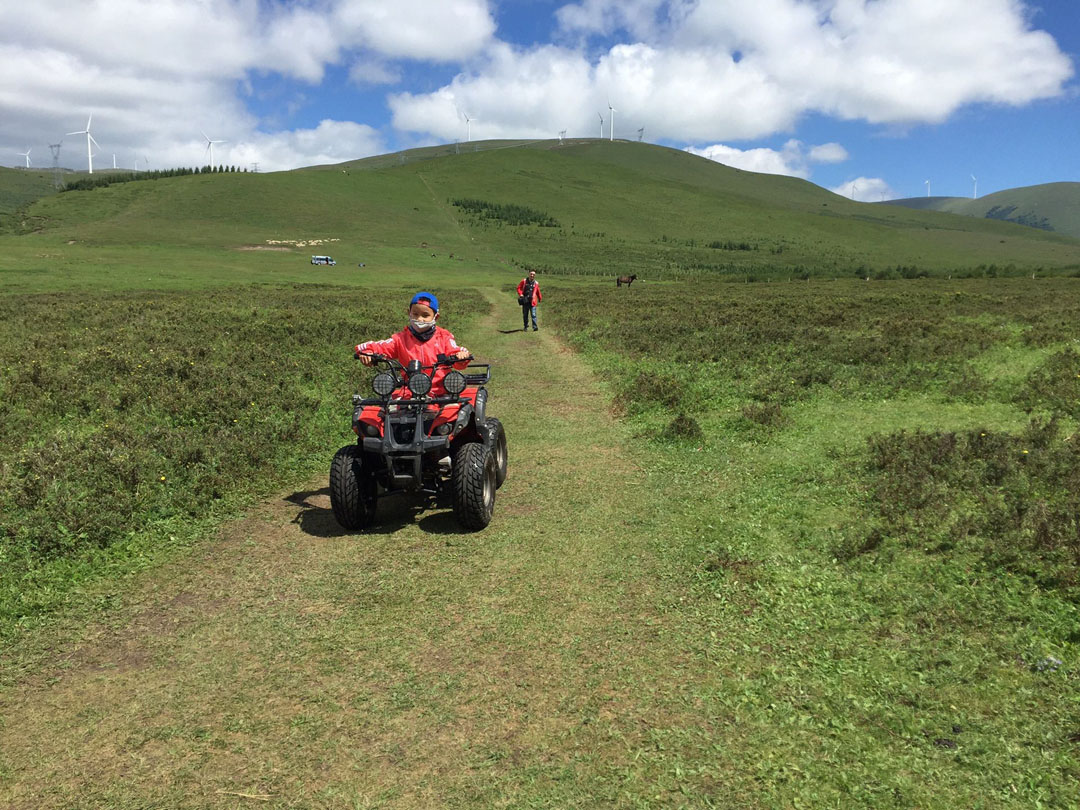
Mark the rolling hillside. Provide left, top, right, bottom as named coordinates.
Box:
left=0, top=167, right=60, bottom=222
left=882, top=181, right=1080, bottom=240
left=2, top=141, right=1079, bottom=288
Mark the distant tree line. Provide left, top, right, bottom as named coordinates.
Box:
left=62, top=165, right=247, bottom=193
left=450, top=197, right=559, bottom=227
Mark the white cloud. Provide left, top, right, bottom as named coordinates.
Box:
left=389, top=0, right=1072, bottom=144
left=830, top=176, right=896, bottom=202
left=555, top=0, right=683, bottom=41
left=808, top=142, right=848, bottom=163
left=685, top=138, right=851, bottom=179
left=0, top=0, right=1073, bottom=174
left=0, top=0, right=494, bottom=170
left=389, top=42, right=594, bottom=141
left=686, top=139, right=810, bottom=177
left=334, top=0, right=496, bottom=62
left=227, top=120, right=385, bottom=172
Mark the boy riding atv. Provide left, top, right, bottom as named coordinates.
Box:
left=355, top=292, right=471, bottom=388
left=329, top=292, right=507, bottom=531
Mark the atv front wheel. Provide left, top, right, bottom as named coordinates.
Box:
left=329, top=444, right=377, bottom=530
left=452, top=442, right=496, bottom=530
left=484, top=417, right=508, bottom=489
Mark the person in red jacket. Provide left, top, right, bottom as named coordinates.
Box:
left=355, top=292, right=470, bottom=395
left=516, top=269, right=542, bottom=331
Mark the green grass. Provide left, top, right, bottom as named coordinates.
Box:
left=0, top=286, right=485, bottom=642
left=2, top=280, right=1079, bottom=807
left=2, top=145, right=1080, bottom=807
left=544, top=279, right=1080, bottom=805
left=0, top=167, right=61, bottom=225
left=3, top=141, right=1079, bottom=292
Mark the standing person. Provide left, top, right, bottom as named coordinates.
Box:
left=516, top=270, right=542, bottom=331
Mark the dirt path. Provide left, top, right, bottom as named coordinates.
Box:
left=0, top=290, right=725, bottom=808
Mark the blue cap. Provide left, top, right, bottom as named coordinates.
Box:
left=410, top=291, right=439, bottom=312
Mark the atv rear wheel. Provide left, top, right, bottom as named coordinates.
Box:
left=452, top=441, right=496, bottom=530
left=329, top=444, right=377, bottom=530
left=484, top=416, right=508, bottom=489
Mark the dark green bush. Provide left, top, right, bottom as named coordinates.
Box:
left=0, top=287, right=482, bottom=568
left=1016, top=347, right=1080, bottom=419
left=663, top=412, right=703, bottom=441
left=864, top=419, right=1080, bottom=598
left=451, top=198, right=559, bottom=227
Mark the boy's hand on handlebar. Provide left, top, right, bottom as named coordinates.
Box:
left=452, top=349, right=471, bottom=361
left=355, top=350, right=384, bottom=367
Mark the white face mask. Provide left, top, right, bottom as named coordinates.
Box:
left=410, top=318, right=436, bottom=333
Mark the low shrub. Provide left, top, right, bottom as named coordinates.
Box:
left=663, top=412, right=703, bottom=441
left=741, top=401, right=787, bottom=428
left=1016, top=347, right=1080, bottom=419
left=0, top=287, right=483, bottom=587
left=864, top=418, right=1080, bottom=598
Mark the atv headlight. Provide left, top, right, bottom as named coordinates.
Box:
left=408, top=371, right=432, bottom=397
left=443, top=370, right=466, bottom=396
left=372, top=371, right=397, bottom=397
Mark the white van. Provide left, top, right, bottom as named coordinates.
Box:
left=311, top=255, right=336, bottom=266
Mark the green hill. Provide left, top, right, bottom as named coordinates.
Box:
left=0, top=167, right=60, bottom=223
left=882, top=182, right=1080, bottom=240
left=2, top=140, right=1078, bottom=289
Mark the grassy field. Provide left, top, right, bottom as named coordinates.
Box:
left=3, top=141, right=1080, bottom=291
left=1, top=149, right=1079, bottom=806
left=0, top=286, right=486, bottom=639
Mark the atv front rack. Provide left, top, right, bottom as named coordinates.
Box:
left=461, top=363, right=491, bottom=387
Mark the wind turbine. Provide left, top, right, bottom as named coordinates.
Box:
left=558, top=129, right=566, bottom=144
left=201, top=131, right=227, bottom=167
left=17, top=148, right=31, bottom=168
left=67, top=115, right=99, bottom=174
left=971, top=175, right=978, bottom=199
left=608, top=102, right=616, bottom=141
left=597, top=112, right=604, bottom=139
left=462, top=112, right=473, bottom=142
left=925, top=179, right=931, bottom=197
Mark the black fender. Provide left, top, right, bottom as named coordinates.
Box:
left=453, top=402, right=475, bottom=437
left=473, top=387, right=488, bottom=425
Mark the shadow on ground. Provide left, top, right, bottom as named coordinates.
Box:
left=285, top=487, right=471, bottom=538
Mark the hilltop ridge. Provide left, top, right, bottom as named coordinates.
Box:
left=882, top=181, right=1080, bottom=240
left=2, top=140, right=1079, bottom=285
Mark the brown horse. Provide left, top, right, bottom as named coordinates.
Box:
left=616, top=274, right=638, bottom=287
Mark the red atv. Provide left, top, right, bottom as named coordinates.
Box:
left=330, top=352, right=507, bottom=531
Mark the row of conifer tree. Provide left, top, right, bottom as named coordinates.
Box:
left=62, top=165, right=249, bottom=192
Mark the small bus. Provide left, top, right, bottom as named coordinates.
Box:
left=311, top=255, right=336, bottom=266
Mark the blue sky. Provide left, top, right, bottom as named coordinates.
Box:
left=1, top=1, right=1076, bottom=201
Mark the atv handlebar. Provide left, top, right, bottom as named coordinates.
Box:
left=355, top=351, right=473, bottom=371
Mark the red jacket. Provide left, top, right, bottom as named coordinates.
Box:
left=355, top=326, right=469, bottom=395
left=517, top=277, right=542, bottom=306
